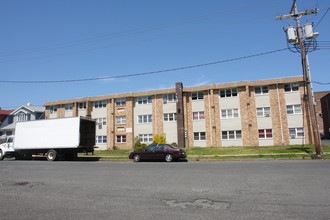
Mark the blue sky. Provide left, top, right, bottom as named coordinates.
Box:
left=1, top=0, right=329, bottom=109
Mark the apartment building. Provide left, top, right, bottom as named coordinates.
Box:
left=44, top=76, right=311, bottom=150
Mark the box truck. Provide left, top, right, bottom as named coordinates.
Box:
left=0, top=117, right=96, bottom=161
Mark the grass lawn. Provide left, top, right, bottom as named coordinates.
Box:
left=80, top=144, right=330, bottom=160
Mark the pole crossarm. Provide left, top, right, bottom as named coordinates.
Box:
left=276, top=9, right=319, bottom=20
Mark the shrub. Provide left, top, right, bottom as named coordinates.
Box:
left=134, top=136, right=147, bottom=151
left=153, top=134, right=166, bottom=144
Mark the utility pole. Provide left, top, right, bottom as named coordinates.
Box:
left=276, top=0, right=322, bottom=155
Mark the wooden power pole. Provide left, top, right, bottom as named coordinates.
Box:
left=276, top=0, right=322, bottom=155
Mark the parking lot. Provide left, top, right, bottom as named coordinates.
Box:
left=1, top=160, right=330, bottom=219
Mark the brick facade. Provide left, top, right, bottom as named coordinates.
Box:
left=44, top=76, right=310, bottom=150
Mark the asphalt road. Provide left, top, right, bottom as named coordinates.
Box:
left=0, top=160, right=329, bottom=220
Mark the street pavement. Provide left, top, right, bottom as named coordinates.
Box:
left=0, top=160, right=329, bottom=220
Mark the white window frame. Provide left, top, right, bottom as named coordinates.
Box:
left=96, top=118, right=106, bottom=129
left=193, top=111, right=205, bottom=120
left=256, top=107, right=271, bottom=117
left=192, top=92, right=204, bottom=100
left=138, top=115, right=152, bottom=124
left=255, top=86, right=269, bottom=95
left=221, top=109, right=239, bottom=119
left=222, top=130, right=242, bottom=140
left=64, top=104, right=73, bottom=111
left=50, top=106, right=57, bottom=113
left=163, top=94, right=177, bottom=104
left=116, top=98, right=126, bottom=106
left=219, top=88, right=238, bottom=98
left=284, top=83, right=299, bottom=92
left=258, top=129, right=273, bottom=139
left=116, top=135, right=126, bottom=143
left=286, top=105, right=302, bottom=115
left=17, top=113, right=31, bottom=121
left=164, top=113, right=177, bottom=122
left=96, top=136, right=107, bottom=144
left=289, top=127, right=304, bottom=138
left=137, top=96, right=152, bottom=105
left=78, top=102, right=86, bottom=110
left=116, top=116, right=126, bottom=124
left=194, top=132, right=206, bottom=141
left=139, top=134, right=153, bottom=143
left=94, top=100, right=107, bottom=108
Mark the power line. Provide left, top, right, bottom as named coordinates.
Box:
left=313, top=81, right=330, bottom=85
left=0, top=48, right=288, bottom=84
left=0, top=14, right=273, bottom=63
left=0, top=0, right=286, bottom=57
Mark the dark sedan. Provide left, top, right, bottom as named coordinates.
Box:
left=129, top=144, right=187, bottom=162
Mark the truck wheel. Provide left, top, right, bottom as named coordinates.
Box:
left=47, top=150, right=58, bottom=161
left=0, top=149, right=4, bottom=160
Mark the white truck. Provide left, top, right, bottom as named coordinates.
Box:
left=0, top=117, right=96, bottom=161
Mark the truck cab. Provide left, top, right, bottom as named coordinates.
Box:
left=0, top=135, right=15, bottom=160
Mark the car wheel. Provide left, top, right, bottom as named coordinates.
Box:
left=47, top=150, right=58, bottom=161
left=0, top=149, right=4, bottom=160
left=165, top=154, right=173, bottom=162
left=133, top=154, right=141, bottom=162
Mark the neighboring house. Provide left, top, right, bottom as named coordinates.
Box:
left=314, top=91, right=330, bottom=136
left=0, top=103, right=45, bottom=136
left=44, top=76, right=313, bottom=150
left=0, top=109, right=14, bottom=141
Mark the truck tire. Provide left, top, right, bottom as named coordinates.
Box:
left=0, top=149, right=4, bottom=160
left=46, top=150, right=58, bottom=161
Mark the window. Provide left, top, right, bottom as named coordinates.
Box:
left=96, top=118, right=106, bottom=129
left=116, top=116, right=126, bottom=124
left=116, top=98, right=126, bottom=106
left=258, top=129, right=273, bottom=139
left=256, top=107, right=271, bottom=117
left=286, top=105, right=302, bottom=115
left=219, top=88, right=238, bottom=98
left=65, top=104, right=73, bottom=111
left=17, top=113, right=31, bottom=121
left=255, top=86, right=269, bottom=95
left=221, top=109, right=239, bottom=119
left=163, top=94, right=177, bottom=103
left=164, top=113, right=176, bottom=122
left=116, top=135, right=126, bottom=143
left=117, top=108, right=125, bottom=113
left=192, top=92, right=204, bottom=100
left=50, top=106, right=57, bottom=113
left=138, top=115, right=152, bottom=123
left=284, top=83, right=299, bottom=92
left=193, top=111, right=205, bottom=120
left=117, top=127, right=125, bottom=131
left=194, top=132, right=206, bottom=141
left=139, top=134, right=153, bottom=143
left=78, top=102, right=86, bottom=110
left=289, top=128, right=304, bottom=138
left=8, top=115, right=13, bottom=124
left=137, top=96, right=152, bottom=104
left=96, top=136, right=107, bottom=144
left=222, top=130, right=242, bottom=140
left=94, top=100, right=107, bottom=108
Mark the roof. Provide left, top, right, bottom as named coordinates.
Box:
left=0, top=109, right=14, bottom=115
left=44, top=75, right=304, bottom=106
left=0, top=121, right=16, bottom=130
left=11, top=105, right=45, bottom=115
